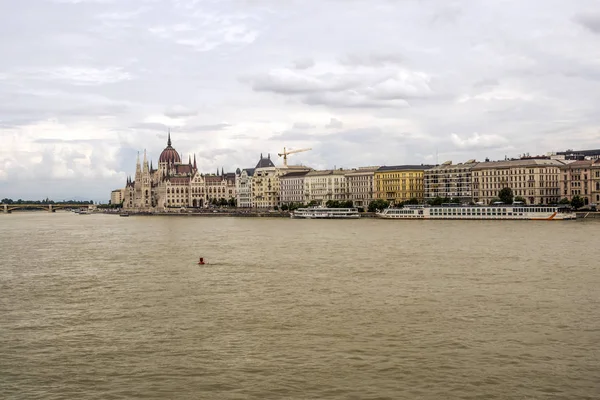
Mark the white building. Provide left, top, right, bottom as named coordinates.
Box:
left=472, top=158, right=565, bottom=205
left=122, top=133, right=235, bottom=211
left=345, top=167, right=377, bottom=209
left=280, top=171, right=310, bottom=205
left=304, top=169, right=350, bottom=206
left=235, top=168, right=255, bottom=208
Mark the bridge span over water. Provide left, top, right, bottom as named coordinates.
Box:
left=1, top=203, right=92, bottom=213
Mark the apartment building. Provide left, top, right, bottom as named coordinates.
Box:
left=424, top=160, right=478, bottom=203
left=251, top=154, right=280, bottom=209
left=559, top=160, right=600, bottom=206
left=280, top=170, right=310, bottom=205
left=374, top=165, right=434, bottom=204
left=235, top=168, right=255, bottom=208
left=110, top=189, right=125, bottom=205
left=304, top=169, right=350, bottom=206
left=345, top=167, right=378, bottom=209
left=472, top=159, right=564, bottom=205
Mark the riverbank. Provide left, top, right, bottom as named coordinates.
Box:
left=105, top=210, right=381, bottom=218
left=576, top=211, right=600, bottom=219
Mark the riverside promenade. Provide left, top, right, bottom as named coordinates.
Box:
left=105, top=209, right=381, bottom=218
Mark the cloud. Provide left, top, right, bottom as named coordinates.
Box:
left=292, top=58, right=315, bottom=70
left=292, top=122, right=315, bottom=130
left=148, top=12, right=260, bottom=52
left=164, top=105, right=198, bottom=118
left=2, top=0, right=600, bottom=201
left=338, top=53, right=404, bottom=67
left=19, top=66, right=133, bottom=85
left=451, top=133, right=510, bottom=150
left=575, top=13, right=600, bottom=34
left=189, top=123, right=232, bottom=132
left=246, top=60, right=434, bottom=108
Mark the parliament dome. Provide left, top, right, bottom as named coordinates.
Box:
left=159, top=132, right=181, bottom=164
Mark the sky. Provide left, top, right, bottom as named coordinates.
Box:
left=1, top=0, right=600, bottom=202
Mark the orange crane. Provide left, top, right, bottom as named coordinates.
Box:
left=278, top=147, right=312, bottom=167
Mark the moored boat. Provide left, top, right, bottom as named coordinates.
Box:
left=376, top=204, right=576, bottom=221
left=291, top=207, right=360, bottom=219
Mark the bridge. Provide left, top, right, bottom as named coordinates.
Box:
left=1, top=203, right=93, bottom=213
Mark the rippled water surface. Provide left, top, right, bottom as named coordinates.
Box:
left=1, top=212, right=599, bottom=399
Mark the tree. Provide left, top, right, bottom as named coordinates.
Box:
left=368, top=199, right=390, bottom=212
left=514, top=196, right=526, bottom=203
left=571, top=195, right=584, bottom=210
left=227, top=197, right=236, bottom=207
left=498, top=187, right=514, bottom=204
left=326, top=200, right=340, bottom=208
left=428, top=197, right=444, bottom=206
left=280, top=204, right=289, bottom=211
left=558, top=198, right=571, bottom=205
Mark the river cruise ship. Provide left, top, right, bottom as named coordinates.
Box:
left=290, top=207, right=361, bottom=219
left=376, top=204, right=576, bottom=221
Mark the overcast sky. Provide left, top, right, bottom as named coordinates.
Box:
left=1, top=0, right=600, bottom=201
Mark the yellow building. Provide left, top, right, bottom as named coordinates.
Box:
left=375, top=165, right=434, bottom=204
left=110, top=189, right=125, bottom=205
left=250, top=153, right=312, bottom=208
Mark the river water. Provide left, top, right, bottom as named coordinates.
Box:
left=1, top=212, right=599, bottom=399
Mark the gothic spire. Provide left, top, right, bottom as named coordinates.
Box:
left=221, top=167, right=224, bottom=176
left=143, top=149, right=148, bottom=173
left=167, top=129, right=171, bottom=147
left=188, top=155, right=192, bottom=165
left=193, top=154, right=197, bottom=169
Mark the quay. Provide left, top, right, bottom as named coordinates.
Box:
left=576, top=211, right=600, bottom=219
left=111, top=210, right=381, bottom=218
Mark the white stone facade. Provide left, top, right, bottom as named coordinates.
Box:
left=424, top=160, right=478, bottom=202
left=345, top=167, right=377, bottom=208
left=280, top=171, right=310, bottom=205
left=122, top=134, right=235, bottom=211
left=304, top=170, right=350, bottom=206
left=472, top=158, right=565, bottom=205
left=235, top=168, right=254, bottom=208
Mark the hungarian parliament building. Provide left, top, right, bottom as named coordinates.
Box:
left=115, top=134, right=312, bottom=212
left=112, top=135, right=600, bottom=211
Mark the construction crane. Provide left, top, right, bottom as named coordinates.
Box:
left=278, top=147, right=312, bottom=167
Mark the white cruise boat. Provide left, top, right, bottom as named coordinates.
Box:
left=290, top=207, right=360, bottom=219
left=376, top=204, right=576, bottom=221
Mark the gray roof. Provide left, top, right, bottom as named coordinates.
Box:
left=471, top=159, right=565, bottom=170
left=242, top=168, right=255, bottom=176
left=428, top=161, right=480, bottom=171
left=556, top=149, right=600, bottom=156
left=280, top=171, right=310, bottom=179
left=255, top=154, right=275, bottom=169
left=377, top=164, right=435, bottom=171
left=306, top=169, right=351, bottom=177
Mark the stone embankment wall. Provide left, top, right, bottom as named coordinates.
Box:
left=576, top=211, right=600, bottom=219
left=110, top=210, right=381, bottom=218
